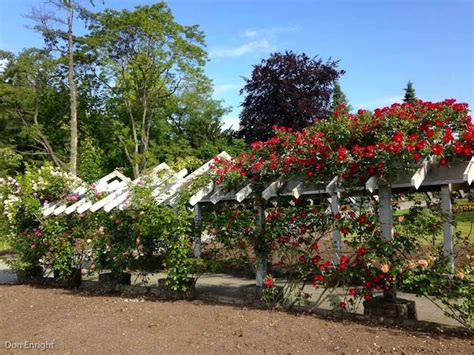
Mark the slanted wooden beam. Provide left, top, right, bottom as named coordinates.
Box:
left=235, top=183, right=252, bottom=203
left=325, top=176, right=338, bottom=194
left=441, top=184, right=454, bottom=272
left=262, top=175, right=285, bottom=200
left=366, top=176, right=378, bottom=193
left=411, top=157, right=434, bottom=190
left=463, top=157, right=474, bottom=185
left=90, top=182, right=128, bottom=213
left=189, top=182, right=214, bottom=206
left=42, top=203, right=58, bottom=217
left=292, top=181, right=305, bottom=199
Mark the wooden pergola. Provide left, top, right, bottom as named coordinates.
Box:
left=43, top=153, right=473, bottom=286
left=189, top=156, right=473, bottom=285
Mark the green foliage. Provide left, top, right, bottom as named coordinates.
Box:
left=0, top=147, right=22, bottom=177
left=403, top=81, right=417, bottom=104
left=77, top=137, right=107, bottom=183
left=331, top=82, right=352, bottom=113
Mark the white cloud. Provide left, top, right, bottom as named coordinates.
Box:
left=353, top=96, right=403, bottom=110
left=210, top=25, right=299, bottom=59
left=211, top=39, right=275, bottom=58
left=213, top=83, right=242, bottom=95
left=242, top=26, right=298, bottom=38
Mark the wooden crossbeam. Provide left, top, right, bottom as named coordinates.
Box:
left=262, top=175, right=285, bottom=200
left=366, top=176, right=378, bottom=193
left=463, top=157, right=474, bottom=185
left=235, top=183, right=253, bottom=202
left=325, top=176, right=338, bottom=194
left=189, top=182, right=214, bottom=206
left=411, top=157, right=434, bottom=190
left=292, top=181, right=304, bottom=199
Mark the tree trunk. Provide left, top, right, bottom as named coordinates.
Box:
left=67, top=0, right=78, bottom=176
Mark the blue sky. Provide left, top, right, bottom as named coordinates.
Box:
left=1, top=0, right=472, bottom=129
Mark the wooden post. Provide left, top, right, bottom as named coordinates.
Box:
left=441, top=185, right=454, bottom=272
left=330, top=192, right=341, bottom=264
left=378, top=185, right=396, bottom=300
left=193, top=203, right=202, bottom=258
left=378, top=185, right=394, bottom=241
left=255, top=197, right=267, bottom=287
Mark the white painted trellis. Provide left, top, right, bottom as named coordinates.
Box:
left=190, top=157, right=474, bottom=286
left=43, top=153, right=473, bottom=287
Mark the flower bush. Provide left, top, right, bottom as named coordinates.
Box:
left=0, top=164, right=83, bottom=276
left=0, top=163, right=200, bottom=293
left=206, top=99, right=473, bottom=328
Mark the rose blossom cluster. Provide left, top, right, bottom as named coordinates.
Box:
left=211, top=99, right=472, bottom=186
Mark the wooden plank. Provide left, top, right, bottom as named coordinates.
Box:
left=325, top=176, right=338, bottom=194
left=262, top=175, right=285, bottom=200
left=411, top=157, right=434, bottom=190
left=254, top=200, right=266, bottom=287
left=235, top=183, right=253, bottom=202
left=209, top=186, right=225, bottom=204
left=330, top=192, right=341, bottom=264
left=77, top=201, right=92, bottom=214
left=194, top=203, right=202, bottom=258
left=292, top=181, right=304, bottom=199
left=441, top=184, right=454, bottom=272
left=90, top=182, right=129, bottom=212
left=378, top=185, right=393, bottom=241
left=65, top=199, right=88, bottom=215
left=366, top=176, right=378, bottom=193
left=103, top=192, right=129, bottom=213
left=463, top=157, right=474, bottom=185
left=189, top=182, right=214, bottom=206
left=42, top=203, right=58, bottom=217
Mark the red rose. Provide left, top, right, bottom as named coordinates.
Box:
left=264, top=277, right=274, bottom=288
left=356, top=247, right=368, bottom=257
left=431, top=144, right=443, bottom=155
left=358, top=214, right=367, bottom=224
left=348, top=288, right=357, bottom=296
left=340, top=255, right=350, bottom=264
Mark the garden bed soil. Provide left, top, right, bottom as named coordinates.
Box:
left=1, top=285, right=472, bottom=354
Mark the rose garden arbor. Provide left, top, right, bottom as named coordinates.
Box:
left=43, top=153, right=473, bottom=287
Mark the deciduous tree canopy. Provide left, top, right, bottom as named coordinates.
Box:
left=238, top=51, right=344, bottom=143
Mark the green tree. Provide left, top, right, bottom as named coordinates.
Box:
left=83, top=2, right=208, bottom=178
left=403, top=81, right=417, bottom=104
left=330, top=82, right=352, bottom=113
left=0, top=49, right=69, bottom=169
left=28, top=0, right=97, bottom=175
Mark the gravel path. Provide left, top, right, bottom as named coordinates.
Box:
left=1, top=285, right=472, bottom=354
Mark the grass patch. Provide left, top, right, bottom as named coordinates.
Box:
left=455, top=211, right=474, bottom=238
left=395, top=209, right=473, bottom=243
left=0, top=239, right=11, bottom=253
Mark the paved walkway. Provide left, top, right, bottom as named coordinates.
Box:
left=0, top=260, right=463, bottom=328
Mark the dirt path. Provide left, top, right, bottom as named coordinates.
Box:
left=0, top=285, right=472, bottom=354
